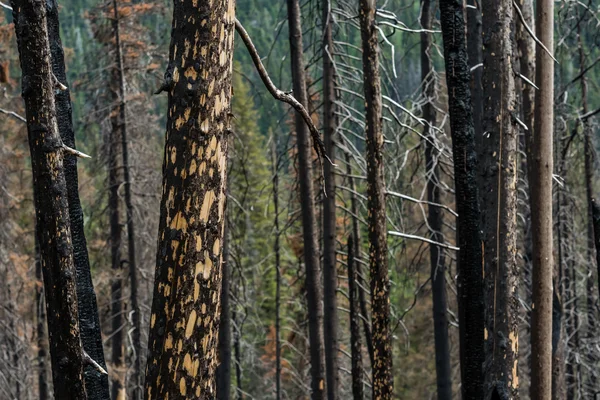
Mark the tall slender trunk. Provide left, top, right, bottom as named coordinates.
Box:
left=346, top=154, right=374, bottom=367
left=466, top=0, right=483, bottom=159
left=272, top=135, right=282, bottom=400
left=46, top=0, right=110, bottom=397
left=143, top=0, right=235, bottom=396
left=217, top=224, right=231, bottom=400
left=481, top=0, right=520, bottom=396
left=322, top=1, right=339, bottom=397
left=529, top=0, right=555, bottom=396
left=233, top=302, right=243, bottom=400
left=11, top=0, right=86, bottom=397
left=286, top=0, right=326, bottom=397
left=438, top=1, right=484, bottom=398
left=348, top=235, right=364, bottom=400
left=358, top=0, right=393, bottom=397
left=35, top=238, right=48, bottom=400
left=111, top=2, right=143, bottom=396
left=421, top=0, right=451, bottom=398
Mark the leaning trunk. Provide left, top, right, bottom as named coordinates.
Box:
left=286, top=0, right=326, bottom=397
left=12, top=0, right=86, bottom=397
left=438, top=1, right=484, bottom=398
left=143, top=0, right=235, bottom=396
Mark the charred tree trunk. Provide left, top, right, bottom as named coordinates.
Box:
left=46, top=0, right=110, bottom=397
left=217, top=225, right=231, bottom=400
left=12, top=0, right=86, bottom=397
left=143, top=0, right=235, bottom=396
left=346, top=153, right=374, bottom=367
left=421, top=0, right=451, bottom=398
left=438, top=1, right=484, bottom=398
left=466, top=0, right=483, bottom=155
left=358, top=0, right=393, bottom=397
left=481, top=0, right=520, bottom=396
left=529, top=0, right=555, bottom=396
left=322, top=1, right=339, bottom=398
left=35, top=239, right=49, bottom=400
left=111, top=0, right=143, bottom=395
left=286, top=0, right=326, bottom=397
left=348, top=235, right=364, bottom=400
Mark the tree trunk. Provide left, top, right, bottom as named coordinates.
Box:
left=285, top=0, right=326, bottom=397
left=529, top=0, right=555, bottom=398
left=217, top=225, right=231, bottom=400
left=346, top=154, right=374, bottom=367
left=322, top=1, right=339, bottom=398
left=481, top=0, right=520, bottom=396
left=143, top=0, right=235, bottom=396
left=35, top=239, right=49, bottom=400
left=421, top=1, right=452, bottom=398
left=46, top=0, right=110, bottom=397
left=358, top=0, right=393, bottom=397
left=348, top=235, right=364, bottom=400
left=272, top=135, right=282, bottom=400
left=111, top=1, right=143, bottom=395
left=467, top=0, right=483, bottom=159
left=11, top=0, right=86, bottom=397
left=438, top=1, right=484, bottom=398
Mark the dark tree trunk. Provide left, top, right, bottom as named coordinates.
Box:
left=233, top=303, right=243, bottom=400
left=272, top=136, right=282, bottom=400
left=358, top=0, right=393, bottom=397
left=481, top=0, right=520, bottom=396
left=322, top=1, right=339, bottom=398
left=143, top=0, right=235, bottom=396
left=421, top=0, right=452, bottom=398
left=438, top=1, right=485, bottom=398
left=348, top=235, right=364, bottom=400
left=217, top=225, right=231, bottom=400
left=46, top=0, right=110, bottom=397
left=11, top=0, right=86, bottom=397
left=466, top=0, right=483, bottom=160
left=286, top=0, right=326, bottom=397
left=35, top=239, right=49, bottom=400
left=591, top=201, right=600, bottom=304
left=346, top=154, right=374, bottom=367
left=111, top=1, right=142, bottom=395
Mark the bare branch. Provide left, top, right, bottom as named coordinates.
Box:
left=388, top=230, right=460, bottom=251
left=513, top=0, right=558, bottom=63
left=63, top=145, right=92, bottom=159
left=0, top=108, right=26, bottom=123
left=83, top=350, right=108, bottom=375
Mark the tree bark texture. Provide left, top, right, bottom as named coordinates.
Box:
left=438, top=1, right=485, bottom=399
left=348, top=235, right=364, bottom=400
left=358, top=0, right=393, bottom=398
left=143, top=0, right=235, bottom=397
left=467, top=0, right=483, bottom=160
left=321, top=1, right=339, bottom=397
left=47, top=0, right=110, bottom=397
left=12, top=0, right=87, bottom=397
left=286, top=0, right=326, bottom=397
left=529, top=0, right=554, bottom=397
left=481, top=0, right=520, bottom=397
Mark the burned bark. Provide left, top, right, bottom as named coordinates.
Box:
left=348, top=235, right=364, bottom=400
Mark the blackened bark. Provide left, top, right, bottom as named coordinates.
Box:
left=348, top=235, right=364, bottom=400
left=421, top=0, right=452, bottom=398
left=322, top=1, right=339, bottom=398
left=346, top=154, right=374, bottom=367
left=466, top=0, right=483, bottom=160
left=217, top=225, right=231, bottom=400
left=35, top=239, right=49, bottom=400
left=111, top=1, right=142, bottom=395
left=358, top=0, right=393, bottom=397
left=481, top=0, right=520, bottom=396
left=143, top=0, right=235, bottom=397
left=286, top=0, right=326, bottom=397
left=12, top=0, right=86, bottom=397
left=438, top=1, right=485, bottom=399
left=46, top=0, right=110, bottom=397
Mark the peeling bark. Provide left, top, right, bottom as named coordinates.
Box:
left=143, top=0, right=235, bottom=397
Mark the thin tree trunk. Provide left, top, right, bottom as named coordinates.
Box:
left=285, top=0, right=326, bottom=397
left=358, top=0, right=393, bottom=397
left=272, top=135, right=282, bottom=400
left=346, top=154, right=374, bottom=367
left=466, top=0, right=483, bottom=159
left=143, top=0, right=235, bottom=396
left=591, top=201, right=600, bottom=307
left=348, top=235, right=364, bottom=400
left=35, top=238, right=49, bottom=400
left=438, top=1, right=484, bottom=398
left=529, top=0, right=555, bottom=395
left=46, top=0, right=110, bottom=397
left=233, top=303, right=243, bottom=400
left=421, top=0, right=451, bottom=398
left=111, top=2, right=143, bottom=396
left=481, top=0, right=520, bottom=395
left=322, top=0, right=339, bottom=397
left=11, top=0, right=86, bottom=397
left=217, top=225, right=231, bottom=400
